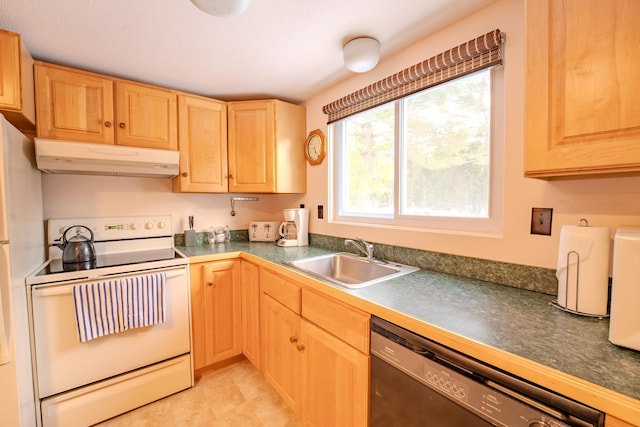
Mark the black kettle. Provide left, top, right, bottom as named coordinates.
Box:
left=57, top=225, right=96, bottom=264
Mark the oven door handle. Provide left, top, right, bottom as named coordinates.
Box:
left=165, top=268, right=186, bottom=279
left=32, top=266, right=186, bottom=297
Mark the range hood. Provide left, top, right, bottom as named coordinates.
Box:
left=34, top=138, right=180, bottom=178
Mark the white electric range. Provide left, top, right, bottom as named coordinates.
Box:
left=26, top=215, right=193, bottom=427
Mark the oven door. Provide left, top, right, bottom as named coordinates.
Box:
left=30, top=265, right=190, bottom=398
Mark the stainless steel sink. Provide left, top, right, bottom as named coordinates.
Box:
left=283, top=252, right=418, bottom=289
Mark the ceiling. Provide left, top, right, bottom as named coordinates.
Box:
left=0, top=0, right=495, bottom=104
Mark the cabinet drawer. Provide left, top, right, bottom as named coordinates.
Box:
left=261, top=268, right=301, bottom=314
left=302, top=289, right=370, bottom=354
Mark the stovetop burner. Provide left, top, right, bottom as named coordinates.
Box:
left=39, top=248, right=179, bottom=275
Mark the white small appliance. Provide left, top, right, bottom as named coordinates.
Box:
left=276, top=208, right=309, bottom=247
left=27, top=215, right=192, bottom=427
left=609, top=226, right=640, bottom=351
left=249, top=221, right=281, bottom=242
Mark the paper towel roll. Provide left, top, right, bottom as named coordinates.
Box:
left=556, top=224, right=610, bottom=315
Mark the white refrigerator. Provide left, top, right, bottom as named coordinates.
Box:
left=0, top=115, right=44, bottom=427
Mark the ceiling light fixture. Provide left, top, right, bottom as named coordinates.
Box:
left=190, top=0, right=250, bottom=17
left=343, top=37, right=380, bottom=73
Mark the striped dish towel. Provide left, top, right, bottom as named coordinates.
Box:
left=72, top=279, right=126, bottom=343
left=122, top=273, right=166, bottom=329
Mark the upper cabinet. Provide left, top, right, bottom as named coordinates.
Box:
left=174, top=98, right=305, bottom=194
left=114, top=81, right=177, bottom=150
left=228, top=99, right=306, bottom=193
left=34, top=62, right=177, bottom=150
left=35, top=63, right=114, bottom=144
left=33, top=62, right=305, bottom=192
left=524, top=0, right=640, bottom=178
left=172, top=94, right=227, bottom=192
left=0, top=29, right=35, bottom=133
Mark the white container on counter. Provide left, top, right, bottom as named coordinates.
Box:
left=609, top=226, right=640, bottom=351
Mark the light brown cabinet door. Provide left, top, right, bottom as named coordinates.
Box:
left=174, top=95, right=228, bottom=192
left=300, top=319, right=369, bottom=427
left=190, top=260, right=242, bottom=371
left=0, top=29, right=35, bottom=131
left=35, top=63, right=114, bottom=144
left=241, top=259, right=260, bottom=368
left=0, top=30, right=21, bottom=109
left=259, top=266, right=370, bottom=424
left=261, top=292, right=301, bottom=413
left=525, top=0, right=640, bottom=177
left=227, top=100, right=275, bottom=192
left=115, top=81, right=177, bottom=150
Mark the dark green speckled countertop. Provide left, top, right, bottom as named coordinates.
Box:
left=178, top=241, right=640, bottom=413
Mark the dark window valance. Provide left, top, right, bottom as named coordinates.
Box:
left=323, top=29, right=504, bottom=123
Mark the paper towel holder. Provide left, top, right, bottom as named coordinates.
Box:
left=564, top=219, right=589, bottom=313
left=550, top=249, right=609, bottom=318
left=562, top=250, right=581, bottom=311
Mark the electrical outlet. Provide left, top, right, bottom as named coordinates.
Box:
left=531, top=208, right=553, bottom=235
left=318, top=205, right=324, bottom=219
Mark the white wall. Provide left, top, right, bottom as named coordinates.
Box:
left=298, top=0, right=640, bottom=269
left=41, top=174, right=304, bottom=233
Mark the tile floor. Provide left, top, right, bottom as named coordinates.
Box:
left=95, top=359, right=302, bottom=426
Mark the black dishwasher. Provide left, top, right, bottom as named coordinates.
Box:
left=370, top=316, right=604, bottom=427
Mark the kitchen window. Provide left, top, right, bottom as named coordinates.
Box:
left=329, top=67, right=504, bottom=235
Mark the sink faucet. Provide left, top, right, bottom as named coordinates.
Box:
left=345, top=237, right=374, bottom=260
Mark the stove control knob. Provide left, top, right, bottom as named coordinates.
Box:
left=129, top=223, right=137, bottom=230
left=528, top=420, right=548, bottom=427
left=145, top=222, right=154, bottom=230
left=157, top=221, right=166, bottom=229
left=58, top=226, right=67, bottom=234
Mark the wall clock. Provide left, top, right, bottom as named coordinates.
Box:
left=305, top=129, right=326, bottom=165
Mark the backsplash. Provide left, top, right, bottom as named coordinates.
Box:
left=175, top=230, right=558, bottom=295
left=309, top=234, right=559, bottom=295
left=174, top=230, right=249, bottom=246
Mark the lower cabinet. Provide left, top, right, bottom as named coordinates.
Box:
left=260, top=266, right=370, bottom=426
left=300, top=319, right=369, bottom=426
left=261, top=292, right=302, bottom=412
left=190, top=259, right=242, bottom=371
left=188, top=258, right=635, bottom=425
left=241, top=259, right=261, bottom=368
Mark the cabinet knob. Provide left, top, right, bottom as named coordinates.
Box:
left=207, top=281, right=214, bottom=287
left=289, top=336, right=297, bottom=344
left=119, top=122, right=126, bottom=129
left=182, top=172, right=188, bottom=177
left=296, top=344, right=305, bottom=352
left=104, top=121, right=112, bottom=128
left=229, top=174, right=234, bottom=180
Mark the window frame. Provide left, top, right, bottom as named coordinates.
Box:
left=329, top=67, right=504, bottom=237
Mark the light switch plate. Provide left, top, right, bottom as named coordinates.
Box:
left=531, top=208, right=553, bottom=235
